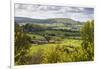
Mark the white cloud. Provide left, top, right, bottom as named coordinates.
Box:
left=15, top=3, right=94, bottom=22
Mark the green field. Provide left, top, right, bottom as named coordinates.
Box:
left=15, top=19, right=94, bottom=65
left=29, top=39, right=82, bottom=55
left=26, top=38, right=89, bottom=64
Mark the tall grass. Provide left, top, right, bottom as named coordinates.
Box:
left=25, top=39, right=93, bottom=64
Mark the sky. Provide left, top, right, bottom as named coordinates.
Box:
left=15, top=3, right=94, bottom=22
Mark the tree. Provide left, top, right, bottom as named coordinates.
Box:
left=15, top=24, right=31, bottom=65
left=44, top=35, right=51, bottom=43
left=80, top=20, right=94, bottom=60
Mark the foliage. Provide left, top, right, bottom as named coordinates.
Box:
left=14, top=19, right=94, bottom=65
left=15, top=24, right=31, bottom=65
left=80, top=20, right=94, bottom=60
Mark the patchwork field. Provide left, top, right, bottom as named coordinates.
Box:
left=15, top=18, right=94, bottom=65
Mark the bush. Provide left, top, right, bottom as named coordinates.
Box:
left=80, top=20, right=94, bottom=61
left=29, top=48, right=44, bottom=64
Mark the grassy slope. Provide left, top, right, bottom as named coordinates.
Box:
left=29, top=39, right=82, bottom=56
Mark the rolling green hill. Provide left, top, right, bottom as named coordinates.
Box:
left=15, top=17, right=83, bottom=24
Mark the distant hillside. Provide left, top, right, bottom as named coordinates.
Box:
left=15, top=17, right=83, bottom=24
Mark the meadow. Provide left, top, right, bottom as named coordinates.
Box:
left=14, top=18, right=94, bottom=65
